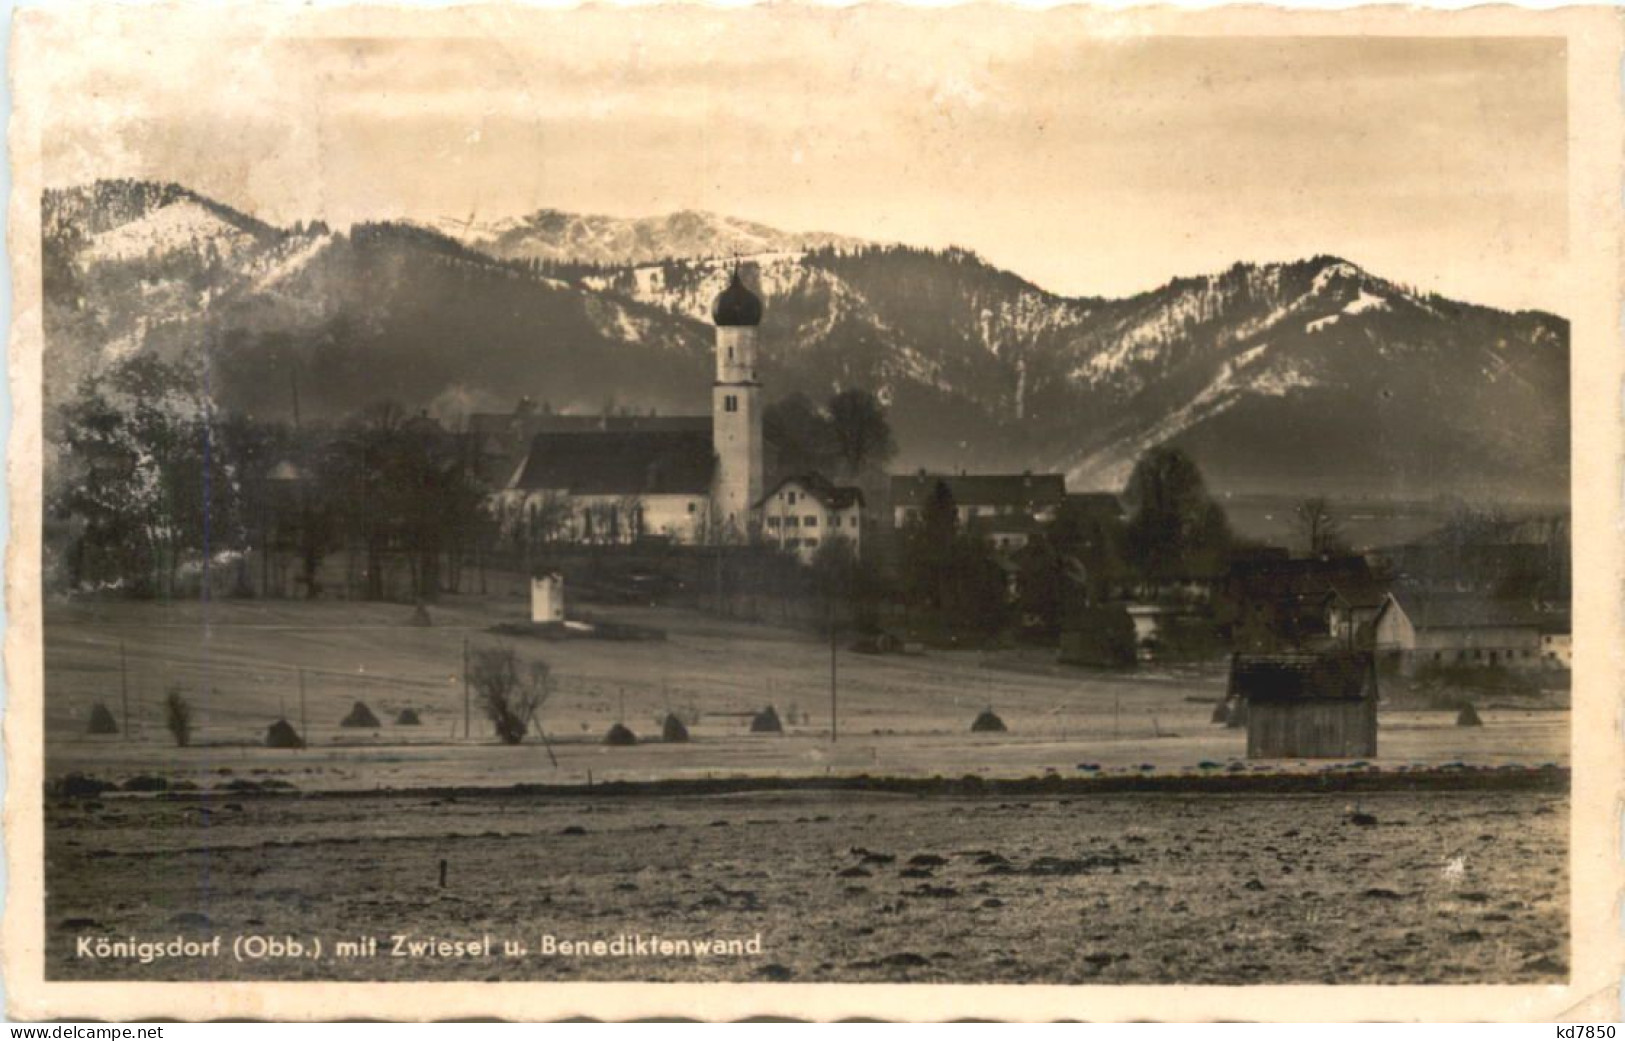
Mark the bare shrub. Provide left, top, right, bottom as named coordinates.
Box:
left=471, top=646, right=548, bottom=745
left=164, top=687, right=192, bottom=748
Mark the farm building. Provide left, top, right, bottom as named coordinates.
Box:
left=1219, top=554, right=1385, bottom=653
left=890, top=472, right=1067, bottom=529
left=972, top=513, right=1044, bottom=554
left=1229, top=651, right=1378, bottom=759
left=1540, top=616, right=1572, bottom=669
left=1322, top=582, right=1388, bottom=647
left=1372, top=590, right=1545, bottom=675
left=758, top=474, right=864, bottom=563
left=530, top=571, right=565, bottom=623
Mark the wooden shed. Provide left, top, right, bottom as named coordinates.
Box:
left=1229, top=651, right=1378, bottom=759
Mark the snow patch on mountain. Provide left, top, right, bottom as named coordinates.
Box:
left=87, top=200, right=255, bottom=264
left=1306, top=289, right=1390, bottom=333
left=1311, top=261, right=1362, bottom=294
left=434, top=208, right=868, bottom=268
left=250, top=233, right=333, bottom=293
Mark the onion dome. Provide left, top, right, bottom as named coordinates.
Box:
left=711, top=270, right=763, bottom=327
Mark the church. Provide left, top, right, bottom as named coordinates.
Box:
left=492, top=271, right=858, bottom=550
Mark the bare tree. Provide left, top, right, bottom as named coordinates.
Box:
left=1293, top=496, right=1347, bottom=556
left=164, top=687, right=192, bottom=748
left=470, top=646, right=550, bottom=745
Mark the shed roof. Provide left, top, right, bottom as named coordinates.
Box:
left=509, top=429, right=716, bottom=497
left=1228, top=652, right=1375, bottom=703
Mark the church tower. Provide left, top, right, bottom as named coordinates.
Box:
left=710, top=270, right=765, bottom=537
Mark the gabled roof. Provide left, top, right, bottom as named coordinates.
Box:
left=758, top=472, right=864, bottom=511
left=1226, top=555, right=1378, bottom=607
left=1065, top=492, right=1125, bottom=520
left=890, top=472, right=1067, bottom=511
left=1322, top=579, right=1389, bottom=610
left=509, top=429, right=716, bottom=497
left=1228, top=652, right=1375, bottom=702
left=1379, top=589, right=1545, bottom=631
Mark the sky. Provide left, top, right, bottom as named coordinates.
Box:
left=37, top=7, right=1568, bottom=313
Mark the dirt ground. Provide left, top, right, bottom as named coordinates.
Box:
left=46, top=786, right=1567, bottom=984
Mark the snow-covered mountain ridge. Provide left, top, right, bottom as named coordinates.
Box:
left=42, top=180, right=1568, bottom=500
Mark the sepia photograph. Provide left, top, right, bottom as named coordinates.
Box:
left=4, top=1, right=1622, bottom=1023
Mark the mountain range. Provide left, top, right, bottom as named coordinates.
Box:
left=41, top=179, right=1570, bottom=501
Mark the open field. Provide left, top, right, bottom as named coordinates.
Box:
left=45, top=785, right=1567, bottom=983
left=44, top=598, right=1568, bottom=790
left=42, top=598, right=1571, bottom=986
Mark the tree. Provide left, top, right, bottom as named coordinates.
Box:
left=827, top=389, right=896, bottom=479
left=1122, top=446, right=1232, bottom=589
left=1048, top=498, right=1128, bottom=605
left=1293, top=496, right=1348, bottom=557
left=470, top=646, right=549, bottom=746
left=320, top=403, right=486, bottom=600
left=164, top=687, right=193, bottom=748
left=900, top=479, right=959, bottom=610
left=764, top=393, right=838, bottom=476
left=55, top=356, right=243, bottom=598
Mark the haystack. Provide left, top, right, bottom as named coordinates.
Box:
left=87, top=703, right=119, bottom=735
left=1210, top=700, right=1231, bottom=725
left=396, top=708, right=422, bottom=726
left=750, top=705, right=783, bottom=734
left=604, top=722, right=637, bottom=746
left=1224, top=699, right=1248, bottom=729
left=265, top=719, right=305, bottom=748
left=340, top=701, right=381, bottom=728
left=410, top=601, right=432, bottom=627
left=661, top=713, right=690, bottom=743
left=970, top=708, right=1007, bottom=733
left=1455, top=702, right=1483, bottom=727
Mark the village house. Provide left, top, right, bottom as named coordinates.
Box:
left=975, top=513, right=1044, bottom=554
left=758, top=474, right=865, bottom=564
left=889, top=472, right=1068, bottom=531
left=1371, top=589, right=1546, bottom=674
left=1220, top=554, right=1386, bottom=653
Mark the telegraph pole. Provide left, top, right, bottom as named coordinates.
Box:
left=119, top=642, right=130, bottom=741
left=462, top=637, right=471, bottom=739
left=297, top=667, right=308, bottom=751
left=828, top=597, right=838, bottom=744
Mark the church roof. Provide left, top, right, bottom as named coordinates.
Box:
left=712, top=271, right=764, bottom=327
left=509, top=428, right=716, bottom=497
